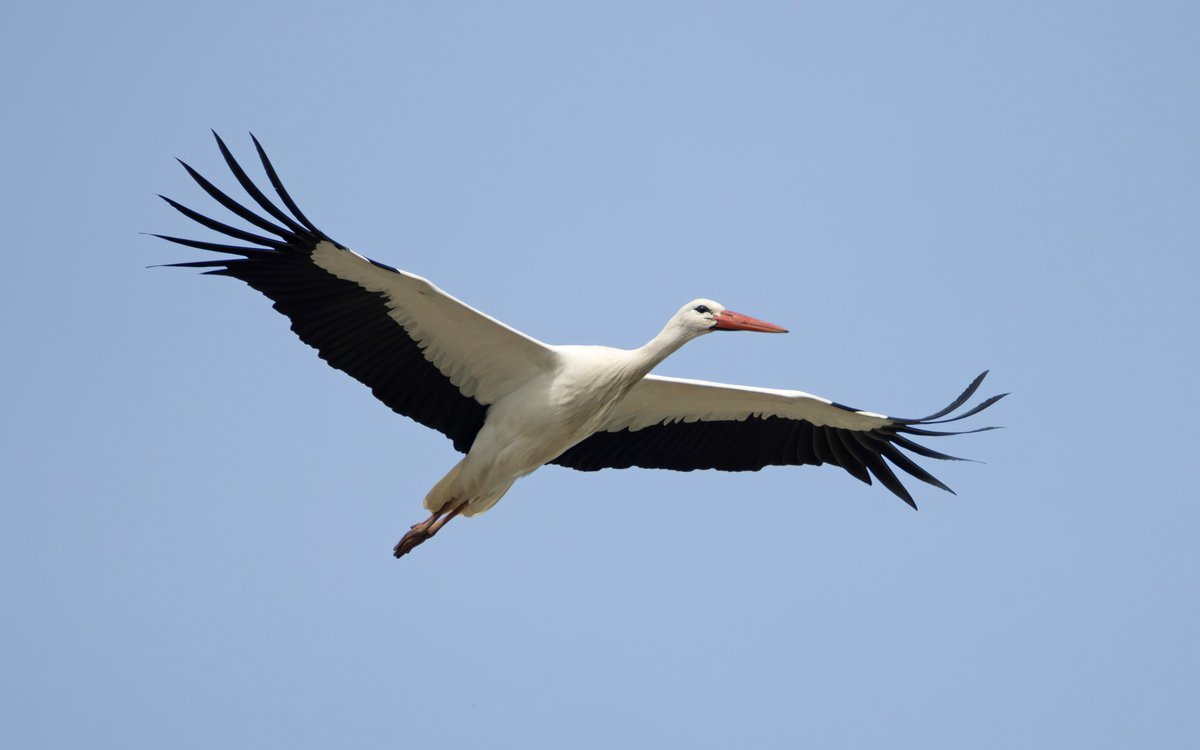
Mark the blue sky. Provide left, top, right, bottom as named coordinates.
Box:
left=3, top=2, right=1197, bottom=748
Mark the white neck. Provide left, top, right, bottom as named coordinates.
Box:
left=628, top=319, right=704, bottom=379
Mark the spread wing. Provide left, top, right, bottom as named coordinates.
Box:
left=552, top=372, right=1005, bottom=507
left=154, top=132, right=557, bottom=452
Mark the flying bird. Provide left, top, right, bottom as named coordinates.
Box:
left=154, top=133, right=1005, bottom=558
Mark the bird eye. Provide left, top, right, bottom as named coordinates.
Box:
left=694, top=305, right=711, bottom=314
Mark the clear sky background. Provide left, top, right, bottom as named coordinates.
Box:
left=3, top=2, right=1197, bottom=748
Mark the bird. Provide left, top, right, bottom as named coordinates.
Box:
left=153, top=132, right=1005, bottom=559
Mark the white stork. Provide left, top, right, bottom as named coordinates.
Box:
left=155, top=133, right=1004, bottom=558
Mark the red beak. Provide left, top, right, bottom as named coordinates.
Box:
left=712, top=309, right=788, bottom=333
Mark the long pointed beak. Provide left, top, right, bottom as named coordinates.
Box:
left=712, top=309, right=788, bottom=333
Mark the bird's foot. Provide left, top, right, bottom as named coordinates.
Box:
left=393, top=517, right=437, bottom=558
left=392, top=500, right=468, bottom=559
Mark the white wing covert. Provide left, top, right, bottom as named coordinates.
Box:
left=552, top=372, right=1005, bottom=507
left=155, top=132, right=554, bottom=452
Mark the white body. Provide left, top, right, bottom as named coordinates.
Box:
left=435, top=346, right=633, bottom=514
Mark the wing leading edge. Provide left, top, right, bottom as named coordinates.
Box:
left=154, top=132, right=556, bottom=452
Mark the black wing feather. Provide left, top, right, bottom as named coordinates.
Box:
left=212, top=131, right=311, bottom=237
left=552, top=375, right=1006, bottom=508
left=833, top=430, right=874, bottom=486
left=154, top=133, right=487, bottom=452
left=250, top=133, right=325, bottom=237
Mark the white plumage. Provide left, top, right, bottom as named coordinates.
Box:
left=156, top=133, right=1005, bottom=558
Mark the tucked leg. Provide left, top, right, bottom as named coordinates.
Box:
left=392, top=499, right=469, bottom=559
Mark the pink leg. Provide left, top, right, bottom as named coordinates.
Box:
left=393, top=499, right=470, bottom=559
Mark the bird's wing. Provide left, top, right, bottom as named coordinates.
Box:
left=551, top=371, right=1005, bottom=507
left=154, top=132, right=557, bottom=452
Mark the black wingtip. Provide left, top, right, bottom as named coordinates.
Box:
left=248, top=132, right=325, bottom=238
left=864, top=370, right=1006, bottom=505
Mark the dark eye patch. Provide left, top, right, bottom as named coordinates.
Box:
left=694, top=305, right=711, bottom=314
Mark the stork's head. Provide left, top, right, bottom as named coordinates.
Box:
left=676, top=298, right=789, bottom=336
